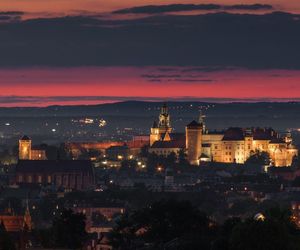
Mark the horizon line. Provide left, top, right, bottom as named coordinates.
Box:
left=0, top=96, right=300, bottom=108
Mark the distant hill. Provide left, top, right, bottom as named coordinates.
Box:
left=1, top=101, right=300, bottom=146
left=0, top=101, right=299, bottom=120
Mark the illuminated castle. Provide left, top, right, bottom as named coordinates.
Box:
left=200, top=127, right=298, bottom=167
left=149, top=104, right=298, bottom=167
left=19, top=135, right=47, bottom=160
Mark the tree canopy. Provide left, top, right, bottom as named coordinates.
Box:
left=109, top=201, right=300, bottom=250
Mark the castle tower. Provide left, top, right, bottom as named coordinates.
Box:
left=19, top=135, right=31, bottom=160
left=150, top=103, right=172, bottom=146
left=158, top=103, right=171, bottom=129
left=186, top=120, right=202, bottom=165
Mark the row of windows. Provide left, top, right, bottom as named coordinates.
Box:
left=18, top=175, right=85, bottom=183
left=18, top=175, right=51, bottom=183
left=213, top=144, right=254, bottom=151
left=219, top=145, right=248, bottom=151
left=151, top=150, right=179, bottom=155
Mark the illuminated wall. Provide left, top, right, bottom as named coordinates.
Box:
left=19, top=138, right=31, bottom=160
left=201, top=134, right=298, bottom=167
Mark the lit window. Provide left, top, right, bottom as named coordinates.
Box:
left=37, top=175, right=42, bottom=183
left=28, top=175, right=32, bottom=183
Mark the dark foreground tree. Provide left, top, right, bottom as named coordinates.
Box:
left=109, top=203, right=300, bottom=250
left=230, top=207, right=300, bottom=250
left=52, top=209, right=88, bottom=249
left=0, top=222, right=15, bottom=250
left=245, top=150, right=270, bottom=166
left=109, top=200, right=213, bottom=250
left=212, top=217, right=242, bottom=250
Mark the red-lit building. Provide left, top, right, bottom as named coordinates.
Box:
left=0, top=206, right=32, bottom=232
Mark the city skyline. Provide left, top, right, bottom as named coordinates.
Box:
left=1, top=2, right=300, bottom=250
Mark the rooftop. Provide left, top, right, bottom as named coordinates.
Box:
left=20, top=135, right=31, bottom=140
left=151, top=140, right=185, bottom=149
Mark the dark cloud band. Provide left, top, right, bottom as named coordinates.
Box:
left=114, top=3, right=273, bottom=14
left=0, top=11, right=299, bottom=69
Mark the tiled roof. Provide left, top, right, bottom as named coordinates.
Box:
left=186, top=120, right=202, bottom=128
left=31, top=146, right=45, bottom=150
left=151, top=140, right=185, bottom=149
left=222, top=127, right=245, bottom=141
left=222, top=127, right=279, bottom=141
left=169, top=133, right=185, bottom=141
left=253, top=128, right=277, bottom=140
left=152, top=120, right=158, bottom=128
left=20, top=135, right=30, bottom=140
left=107, top=145, right=129, bottom=150
left=269, top=138, right=285, bottom=144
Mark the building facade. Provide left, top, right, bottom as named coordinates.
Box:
left=15, top=160, right=95, bottom=191
left=19, top=135, right=47, bottom=160
left=201, top=127, right=298, bottom=167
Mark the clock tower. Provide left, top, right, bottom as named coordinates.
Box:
left=150, top=103, right=172, bottom=146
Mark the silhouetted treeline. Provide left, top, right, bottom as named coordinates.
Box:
left=109, top=200, right=300, bottom=250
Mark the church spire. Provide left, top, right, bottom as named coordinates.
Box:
left=199, top=109, right=206, bottom=133
left=23, top=199, right=32, bottom=231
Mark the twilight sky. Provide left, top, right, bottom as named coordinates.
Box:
left=0, top=0, right=300, bottom=106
